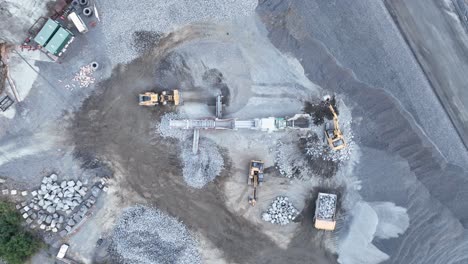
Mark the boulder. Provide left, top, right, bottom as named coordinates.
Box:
left=45, top=215, right=52, bottom=224
left=67, top=219, right=76, bottom=226
left=61, top=181, right=67, bottom=188
left=50, top=174, right=58, bottom=182
left=67, top=181, right=75, bottom=187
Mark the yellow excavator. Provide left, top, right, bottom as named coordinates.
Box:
left=248, top=160, right=264, bottom=206
left=139, top=89, right=180, bottom=106
left=324, top=102, right=346, bottom=151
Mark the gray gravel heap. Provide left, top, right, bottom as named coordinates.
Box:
left=99, top=0, right=257, bottom=64
left=109, top=205, right=201, bottom=264
left=181, top=138, right=224, bottom=189
left=317, top=194, right=337, bottom=220
left=262, top=196, right=299, bottom=225
left=156, top=112, right=191, bottom=140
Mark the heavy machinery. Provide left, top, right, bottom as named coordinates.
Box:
left=247, top=160, right=264, bottom=206
left=314, top=192, right=337, bottom=231
left=139, top=89, right=180, bottom=106
left=324, top=103, right=346, bottom=150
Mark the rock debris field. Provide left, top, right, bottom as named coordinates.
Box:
left=109, top=205, right=201, bottom=264
left=262, top=196, right=299, bottom=225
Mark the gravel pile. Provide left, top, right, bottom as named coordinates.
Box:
left=181, top=139, right=224, bottom=189
left=316, top=193, right=337, bottom=220
left=262, top=196, right=299, bottom=225
left=109, top=205, right=201, bottom=264
left=99, top=0, right=257, bottom=64
left=156, top=112, right=191, bottom=140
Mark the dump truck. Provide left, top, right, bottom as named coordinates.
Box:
left=139, top=90, right=180, bottom=106
left=325, top=103, right=346, bottom=151
left=248, top=160, right=264, bottom=206
left=314, top=192, right=337, bottom=231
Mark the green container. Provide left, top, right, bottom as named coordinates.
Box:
left=33, top=19, right=60, bottom=46
left=45, top=27, right=73, bottom=55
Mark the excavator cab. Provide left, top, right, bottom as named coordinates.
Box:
left=139, top=92, right=160, bottom=106
left=248, top=160, right=264, bottom=206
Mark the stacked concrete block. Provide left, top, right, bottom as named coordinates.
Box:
left=14, top=174, right=94, bottom=233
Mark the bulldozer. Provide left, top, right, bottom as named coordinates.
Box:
left=248, top=160, right=264, bottom=206
left=324, top=101, right=346, bottom=151
left=139, top=89, right=180, bottom=106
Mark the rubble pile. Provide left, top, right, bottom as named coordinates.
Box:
left=72, top=64, right=96, bottom=88
left=262, top=196, right=299, bottom=225
left=13, top=174, right=106, bottom=235
left=317, top=194, right=337, bottom=220
left=109, top=205, right=201, bottom=264
left=305, top=131, right=353, bottom=162
left=275, top=140, right=312, bottom=180
left=181, top=139, right=224, bottom=189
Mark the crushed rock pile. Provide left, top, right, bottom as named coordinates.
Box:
left=109, top=205, right=201, bottom=264
left=317, top=193, right=337, bottom=220
left=262, top=196, right=299, bottom=225
left=181, top=139, right=224, bottom=189
left=156, top=112, right=191, bottom=140
left=305, top=129, right=354, bottom=162
left=99, top=0, right=257, bottom=64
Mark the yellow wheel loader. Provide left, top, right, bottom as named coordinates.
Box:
left=139, top=89, right=180, bottom=106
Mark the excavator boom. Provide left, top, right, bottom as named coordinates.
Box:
left=325, top=103, right=346, bottom=150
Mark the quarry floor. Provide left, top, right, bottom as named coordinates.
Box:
left=0, top=0, right=467, bottom=264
